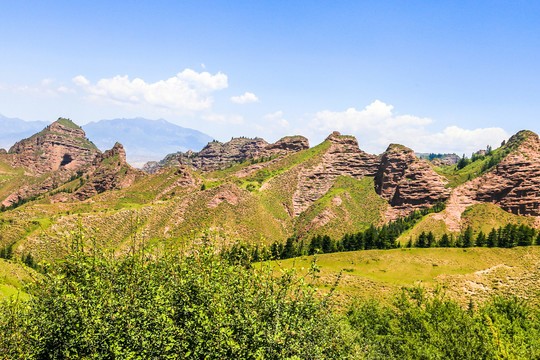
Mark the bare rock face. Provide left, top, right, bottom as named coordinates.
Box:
left=375, top=144, right=450, bottom=218
left=73, top=142, right=143, bottom=200
left=146, top=135, right=310, bottom=172
left=263, top=135, right=310, bottom=155
left=141, top=161, right=160, bottom=174
left=8, top=119, right=101, bottom=174
left=436, top=130, right=540, bottom=231
left=102, top=142, right=127, bottom=164
left=292, top=132, right=380, bottom=216
left=472, top=131, right=540, bottom=216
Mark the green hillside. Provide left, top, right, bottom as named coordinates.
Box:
left=277, top=246, right=540, bottom=305
left=296, top=176, right=387, bottom=239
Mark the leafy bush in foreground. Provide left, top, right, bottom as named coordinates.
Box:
left=0, top=239, right=348, bottom=359
left=348, top=287, right=540, bottom=359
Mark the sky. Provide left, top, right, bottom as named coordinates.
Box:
left=1, top=0, right=540, bottom=155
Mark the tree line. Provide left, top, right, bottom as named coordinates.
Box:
left=223, top=209, right=538, bottom=265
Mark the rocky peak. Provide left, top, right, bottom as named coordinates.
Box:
left=292, top=132, right=380, bottom=216
left=0, top=148, right=6, bottom=155
left=469, top=130, right=540, bottom=216
left=375, top=143, right=450, bottom=218
left=264, top=135, right=309, bottom=154
left=375, top=144, right=417, bottom=200
left=8, top=118, right=101, bottom=174
left=102, top=142, right=127, bottom=164
left=506, top=130, right=538, bottom=150
left=73, top=143, right=142, bottom=201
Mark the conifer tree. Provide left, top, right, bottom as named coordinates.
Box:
left=427, top=232, right=436, bottom=247
left=439, top=233, right=450, bottom=247
left=487, top=229, right=498, bottom=247
left=475, top=231, right=487, bottom=247
left=462, top=226, right=474, bottom=248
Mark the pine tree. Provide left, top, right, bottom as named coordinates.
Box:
left=439, top=233, right=450, bottom=247
left=282, top=237, right=296, bottom=259
left=487, top=229, right=498, bottom=247
left=475, top=231, right=487, bottom=247
left=427, top=232, right=436, bottom=247
left=462, top=226, right=474, bottom=248
left=417, top=232, right=427, bottom=248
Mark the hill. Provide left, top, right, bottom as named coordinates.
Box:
left=0, top=120, right=538, bottom=265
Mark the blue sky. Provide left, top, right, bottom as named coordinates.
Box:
left=1, top=1, right=540, bottom=154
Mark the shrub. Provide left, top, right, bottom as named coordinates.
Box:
left=0, top=238, right=348, bottom=359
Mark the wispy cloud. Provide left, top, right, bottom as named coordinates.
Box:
left=264, top=110, right=289, bottom=128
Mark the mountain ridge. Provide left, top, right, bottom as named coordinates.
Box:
left=0, top=120, right=538, bottom=263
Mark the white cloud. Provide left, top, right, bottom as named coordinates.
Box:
left=428, top=126, right=509, bottom=155
left=311, top=100, right=509, bottom=154
left=72, top=69, right=228, bottom=111
left=231, top=92, right=259, bottom=104
left=72, top=75, right=90, bottom=87
left=264, top=110, right=289, bottom=128
left=57, top=86, right=75, bottom=94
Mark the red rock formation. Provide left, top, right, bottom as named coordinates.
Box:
left=375, top=144, right=451, bottom=218
left=292, top=132, right=380, bottom=216
left=9, top=119, right=101, bottom=174
left=144, top=135, right=310, bottom=172
left=472, top=131, right=540, bottom=216
left=73, top=143, right=144, bottom=200
left=435, top=130, right=540, bottom=231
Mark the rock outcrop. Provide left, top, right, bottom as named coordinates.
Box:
left=291, top=132, right=380, bottom=216
left=73, top=143, right=144, bottom=200
left=471, top=131, right=540, bottom=216
left=143, top=135, right=310, bottom=173
left=375, top=144, right=451, bottom=218
left=435, top=130, right=540, bottom=231
left=8, top=118, right=101, bottom=174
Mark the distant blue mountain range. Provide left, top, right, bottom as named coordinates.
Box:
left=0, top=115, right=213, bottom=168
left=83, top=118, right=213, bottom=167
left=0, top=115, right=49, bottom=150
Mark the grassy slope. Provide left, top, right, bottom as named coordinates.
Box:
left=461, top=202, right=536, bottom=233
left=434, top=130, right=533, bottom=188
left=396, top=213, right=450, bottom=245
left=277, top=246, right=540, bottom=305
left=295, top=176, right=387, bottom=240
left=396, top=202, right=536, bottom=245
left=0, top=259, right=34, bottom=299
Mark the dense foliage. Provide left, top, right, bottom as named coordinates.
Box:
left=0, top=238, right=349, bottom=359
left=348, top=287, right=540, bottom=359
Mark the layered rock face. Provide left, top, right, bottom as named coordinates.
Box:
left=73, top=143, right=143, bottom=200
left=472, top=131, right=540, bottom=216
left=9, top=119, right=101, bottom=174
left=291, top=132, right=380, bottom=216
left=375, top=144, right=451, bottom=218
left=145, top=135, right=310, bottom=173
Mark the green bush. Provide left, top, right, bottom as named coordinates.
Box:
left=0, top=238, right=348, bottom=359
left=347, top=287, right=540, bottom=359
